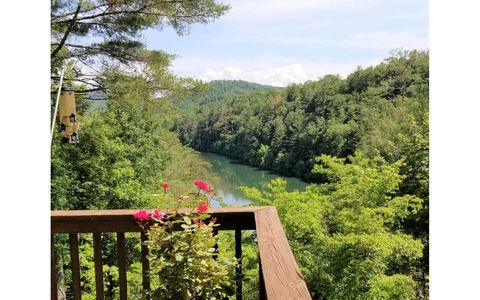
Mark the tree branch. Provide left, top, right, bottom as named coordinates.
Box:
left=51, top=0, right=192, bottom=23
left=51, top=5, right=82, bottom=59
left=51, top=0, right=212, bottom=25
left=51, top=76, right=105, bottom=90
left=51, top=3, right=110, bottom=21
left=64, top=43, right=138, bottom=63
left=52, top=5, right=147, bottom=24
left=50, top=87, right=105, bottom=95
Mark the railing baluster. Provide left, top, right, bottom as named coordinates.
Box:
left=259, top=258, right=266, bottom=300
left=93, top=233, right=104, bottom=300
left=51, top=207, right=311, bottom=299
left=235, top=229, right=243, bottom=300
left=116, top=232, right=127, bottom=300
left=69, top=233, right=82, bottom=300
left=212, top=228, right=218, bottom=260
left=140, top=232, right=150, bottom=294
left=51, top=235, right=58, bottom=300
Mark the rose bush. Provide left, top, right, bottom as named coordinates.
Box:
left=133, top=180, right=236, bottom=299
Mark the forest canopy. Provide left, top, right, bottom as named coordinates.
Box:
left=174, top=50, right=429, bottom=299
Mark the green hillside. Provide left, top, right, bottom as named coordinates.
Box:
left=176, top=79, right=285, bottom=108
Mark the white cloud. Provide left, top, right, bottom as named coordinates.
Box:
left=170, top=55, right=383, bottom=86
left=144, top=1, right=427, bottom=87
left=202, top=64, right=309, bottom=86
left=205, top=66, right=244, bottom=80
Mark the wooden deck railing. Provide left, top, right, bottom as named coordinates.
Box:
left=51, top=206, right=311, bottom=300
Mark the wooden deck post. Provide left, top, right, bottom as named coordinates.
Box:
left=69, top=233, right=82, bottom=300
left=93, top=233, right=104, bottom=300
left=140, top=232, right=150, bottom=294
left=51, top=235, right=58, bottom=300
left=116, top=233, right=127, bottom=300
left=235, top=229, right=243, bottom=300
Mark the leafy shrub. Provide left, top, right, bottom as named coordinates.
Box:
left=134, top=181, right=237, bottom=299
left=242, top=153, right=424, bottom=299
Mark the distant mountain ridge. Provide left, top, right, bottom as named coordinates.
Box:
left=177, top=79, right=285, bottom=108
left=86, top=79, right=285, bottom=112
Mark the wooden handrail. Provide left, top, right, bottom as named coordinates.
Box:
left=51, top=206, right=311, bottom=300
left=52, top=207, right=257, bottom=233
left=255, top=207, right=312, bottom=299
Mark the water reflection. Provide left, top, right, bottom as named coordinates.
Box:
left=200, top=153, right=308, bottom=206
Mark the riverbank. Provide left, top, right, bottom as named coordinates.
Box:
left=200, top=152, right=308, bottom=206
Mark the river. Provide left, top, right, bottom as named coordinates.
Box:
left=199, top=152, right=308, bottom=207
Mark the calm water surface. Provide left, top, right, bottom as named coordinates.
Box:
left=200, top=153, right=308, bottom=207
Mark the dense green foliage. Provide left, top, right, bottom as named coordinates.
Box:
left=51, top=72, right=213, bottom=210
left=175, top=50, right=428, bottom=186
left=242, top=153, right=425, bottom=299
left=175, top=50, right=429, bottom=299
left=50, top=0, right=230, bottom=209
left=51, top=72, right=225, bottom=299
left=176, top=80, right=284, bottom=108
left=217, top=231, right=260, bottom=300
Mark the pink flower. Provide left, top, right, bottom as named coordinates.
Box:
left=133, top=210, right=150, bottom=222
left=194, top=180, right=213, bottom=192
left=151, top=209, right=166, bottom=221
left=197, top=203, right=209, bottom=213
left=194, top=179, right=207, bottom=189
left=162, top=182, right=169, bottom=190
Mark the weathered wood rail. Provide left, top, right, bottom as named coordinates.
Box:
left=51, top=206, right=311, bottom=300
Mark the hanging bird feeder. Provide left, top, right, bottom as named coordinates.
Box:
left=58, top=87, right=80, bottom=144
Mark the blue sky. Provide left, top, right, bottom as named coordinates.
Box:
left=142, top=0, right=428, bottom=86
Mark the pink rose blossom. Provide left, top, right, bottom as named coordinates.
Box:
left=194, top=180, right=212, bottom=192
left=151, top=209, right=166, bottom=220
left=133, top=210, right=150, bottom=221
left=197, top=203, right=209, bottom=213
